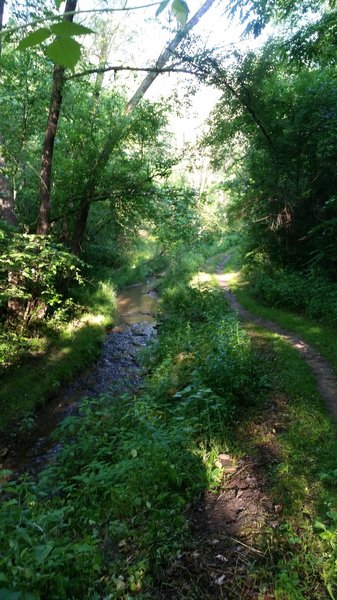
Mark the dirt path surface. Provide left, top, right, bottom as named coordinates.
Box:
left=161, top=447, right=277, bottom=599
left=216, top=256, right=337, bottom=422
left=161, top=256, right=337, bottom=599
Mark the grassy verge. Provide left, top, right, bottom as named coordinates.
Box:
left=0, top=277, right=117, bottom=431
left=2, top=243, right=337, bottom=599
left=222, top=249, right=337, bottom=375
left=236, top=323, right=337, bottom=599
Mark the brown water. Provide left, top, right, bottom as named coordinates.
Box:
left=1, top=282, right=159, bottom=478
left=117, top=282, right=158, bottom=325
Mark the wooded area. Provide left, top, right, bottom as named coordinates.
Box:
left=1, top=0, right=337, bottom=597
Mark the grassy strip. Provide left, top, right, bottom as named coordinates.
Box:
left=235, top=323, right=337, bottom=599
left=222, top=250, right=337, bottom=375
left=202, top=251, right=337, bottom=598
left=1, top=247, right=337, bottom=598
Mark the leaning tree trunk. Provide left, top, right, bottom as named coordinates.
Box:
left=36, top=0, right=77, bottom=235
left=71, top=0, right=216, bottom=254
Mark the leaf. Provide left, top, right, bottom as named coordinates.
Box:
left=327, top=583, right=336, bottom=600
left=74, top=543, right=94, bottom=553
left=17, top=527, right=33, bottom=546
left=0, top=591, right=20, bottom=600
left=34, top=542, right=54, bottom=565
left=155, top=0, right=170, bottom=17
left=171, top=0, right=189, bottom=26
left=50, top=21, right=93, bottom=37
left=327, top=510, right=337, bottom=521
left=314, top=520, right=326, bottom=530
left=131, top=448, right=138, bottom=458
left=46, top=37, right=81, bottom=69
left=55, top=0, right=65, bottom=8
left=18, top=28, right=52, bottom=50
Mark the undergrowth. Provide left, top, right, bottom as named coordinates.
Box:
left=0, top=275, right=117, bottom=430
left=250, top=267, right=337, bottom=327
left=0, top=258, right=255, bottom=598
left=238, top=327, right=337, bottom=600
left=3, top=241, right=337, bottom=599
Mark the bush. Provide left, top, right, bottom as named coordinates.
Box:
left=250, top=268, right=337, bottom=327
left=0, top=271, right=256, bottom=598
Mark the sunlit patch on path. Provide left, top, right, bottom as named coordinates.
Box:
left=216, top=256, right=337, bottom=422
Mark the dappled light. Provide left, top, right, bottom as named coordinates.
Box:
left=1, top=0, right=337, bottom=597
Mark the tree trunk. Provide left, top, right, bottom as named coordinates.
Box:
left=0, top=1, right=17, bottom=225
left=125, top=0, right=216, bottom=113
left=36, top=0, right=78, bottom=235
left=71, top=0, right=216, bottom=253
left=0, top=0, right=5, bottom=56
left=0, top=136, right=17, bottom=226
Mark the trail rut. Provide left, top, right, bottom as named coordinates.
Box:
left=216, top=256, right=337, bottom=421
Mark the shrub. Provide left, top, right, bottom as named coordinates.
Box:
left=250, top=268, right=337, bottom=327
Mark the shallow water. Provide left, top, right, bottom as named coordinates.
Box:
left=1, top=282, right=159, bottom=478
left=117, top=282, right=158, bottom=325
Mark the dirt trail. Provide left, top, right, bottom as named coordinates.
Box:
left=216, top=256, right=337, bottom=421
left=162, top=255, right=337, bottom=598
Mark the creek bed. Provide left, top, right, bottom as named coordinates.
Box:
left=1, top=281, right=158, bottom=477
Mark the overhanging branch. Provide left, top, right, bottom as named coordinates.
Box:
left=66, top=64, right=196, bottom=80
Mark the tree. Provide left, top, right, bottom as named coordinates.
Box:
left=37, top=0, right=78, bottom=235
left=203, top=30, right=337, bottom=273
left=68, top=0, right=216, bottom=253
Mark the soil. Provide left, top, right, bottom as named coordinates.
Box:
left=216, top=255, right=337, bottom=422
left=158, top=446, right=277, bottom=599
left=157, top=256, right=337, bottom=599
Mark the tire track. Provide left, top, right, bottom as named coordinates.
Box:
left=216, top=257, right=337, bottom=421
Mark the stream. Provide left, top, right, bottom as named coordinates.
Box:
left=1, top=281, right=159, bottom=478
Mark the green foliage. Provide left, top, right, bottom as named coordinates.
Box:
left=0, top=272, right=116, bottom=428
left=249, top=268, right=337, bottom=327
left=45, top=36, right=81, bottom=69
left=0, top=227, right=82, bottom=323
left=0, top=253, right=254, bottom=597
left=205, top=29, right=337, bottom=276
left=14, top=0, right=189, bottom=69
left=17, top=20, right=93, bottom=69
left=171, top=0, right=190, bottom=26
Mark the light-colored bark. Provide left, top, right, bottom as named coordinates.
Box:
left=72, top=0, right=217, bottom=253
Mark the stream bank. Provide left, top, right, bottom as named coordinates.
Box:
left=1, top=281, right=158, bottom=478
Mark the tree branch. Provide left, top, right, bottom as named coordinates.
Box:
left=125, top=0, right=217, bottom=112
left=1, top=3, right=162, bottom=37
left=66, top=64, right=195, bottom=80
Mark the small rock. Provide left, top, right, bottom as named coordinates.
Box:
left=215, top=554, right=227, bottom=562
left=218, top=453, right=232, bottom=465
left=224, top=466, right=237, bottom=474
left=215, top=574, right=226, bottom=586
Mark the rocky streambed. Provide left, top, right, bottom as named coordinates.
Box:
left=2, top=282, right=158, bottom=478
